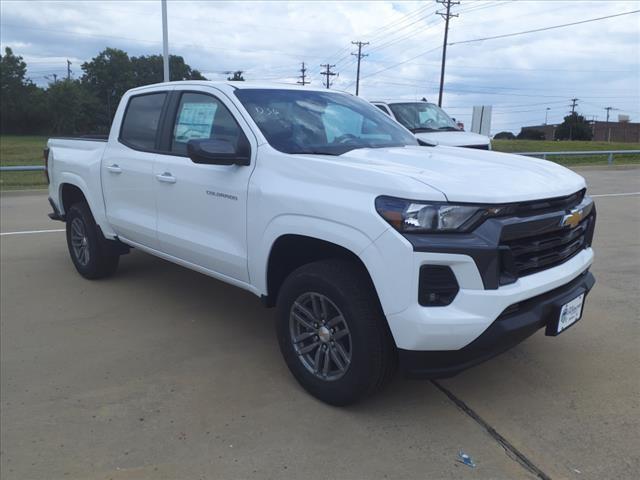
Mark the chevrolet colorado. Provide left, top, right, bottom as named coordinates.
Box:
left=46, top=82, right=595, bottom=405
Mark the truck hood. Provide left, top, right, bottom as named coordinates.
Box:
left=334, top=145, right=586, bottom=203
left=414, top=130, right=490, bottom=147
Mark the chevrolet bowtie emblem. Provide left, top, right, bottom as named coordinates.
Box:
left=560, top=208, right=584, bottom=228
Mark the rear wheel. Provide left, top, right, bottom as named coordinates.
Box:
left=65, top=202, right=119, bottom=279
left=276, top=259, right=396, bottom=405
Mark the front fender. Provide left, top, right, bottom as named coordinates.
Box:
left=249, top=214, right=380, bottom=296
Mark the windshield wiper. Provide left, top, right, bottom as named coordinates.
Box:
left=287, top=150, right=340, bottom=156
left=410, top=127, right=438, bottom=133
left=437, top=126, right=460, bottom=131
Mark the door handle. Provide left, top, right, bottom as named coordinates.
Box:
left=107, top=164, right=122, bottom=174
left=156, top=172, right=176, bottom=184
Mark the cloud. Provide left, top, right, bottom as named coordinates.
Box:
left=1, top=0, right=638, bottom=133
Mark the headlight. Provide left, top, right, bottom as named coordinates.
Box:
left=375, top=196, right=506, bottom=233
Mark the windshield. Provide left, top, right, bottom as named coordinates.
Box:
left=388, top=102, right=460, bottom=133
left=234, top=89, right=417, bottom=155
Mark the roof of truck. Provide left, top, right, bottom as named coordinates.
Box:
left=369, top=99, right=431, bottom=105
left=128, top=80, right=350, bottom=95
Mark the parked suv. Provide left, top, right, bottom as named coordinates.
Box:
left=371, top=99, right=491, bottom=149
left=46, top=82, right=595, bottom=405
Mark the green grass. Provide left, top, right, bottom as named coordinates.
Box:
left=492, top=139, right=640, bottom=166
left=0, top=135, right=49, bottom=190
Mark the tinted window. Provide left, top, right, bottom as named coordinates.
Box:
left=120, top=93, right=167, bottom=150
left=234, top=89, right=416, bottom=156
left=171, top=92, right=244, bottom=155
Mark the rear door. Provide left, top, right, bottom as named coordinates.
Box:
left=102, top=91, right=169, bottom=248
left=153, top=87, right=256, bottom=282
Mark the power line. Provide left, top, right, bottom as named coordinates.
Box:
left=351, top=41, right=369, bottom=96
left=320, top=64, right=337, bottom=89
left=436, top=0, right=459, bottom=106
left=449, top=9, right=640, bottom=46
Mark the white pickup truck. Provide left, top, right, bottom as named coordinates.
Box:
left=371, top=100, right=491, bottom=149
left=46, top=81, right=596, bottom=405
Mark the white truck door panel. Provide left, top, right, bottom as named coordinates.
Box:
left=102, top=91, right=168, bottom=248
left=102, top=145, right=157, bottom=247
left=154, top=89, right=255, bottom=282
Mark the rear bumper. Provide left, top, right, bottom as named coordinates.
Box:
left=399, top=270, right=595, bottom=378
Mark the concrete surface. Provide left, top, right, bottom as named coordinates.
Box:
left=1, top=168, right=638, bottom=479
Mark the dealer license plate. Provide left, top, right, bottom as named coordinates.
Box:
left=557, top=293, right=585, bottom=334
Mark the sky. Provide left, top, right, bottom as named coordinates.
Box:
left=1, top=0, right=639, bottom=134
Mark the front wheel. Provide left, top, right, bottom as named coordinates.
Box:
left=65, top=202, right=119, bottom=279
left=276, top=259, right=396, bottom=405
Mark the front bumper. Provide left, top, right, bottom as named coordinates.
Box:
left=399, top=269, right=595, bottom=378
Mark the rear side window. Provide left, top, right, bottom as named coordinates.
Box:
left=120, top=93, right=167, bottom=150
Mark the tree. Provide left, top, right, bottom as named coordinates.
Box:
left=0, top=47, right=48, bottom=133
left=227, top=71, right=245, bottom=81
left=554, top=113, right=593, bottom=141
left=131, top=54, right=206, bottom=85
left=81, top=48, right=134, bottom=124
left=47, top=79, right=102, bottom=135
left=517, top=128, right=546, bottom=140
left=494, top=131, right=515, bottom=140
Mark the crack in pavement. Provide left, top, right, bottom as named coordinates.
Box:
left=431, top=380, right=552, bottom=480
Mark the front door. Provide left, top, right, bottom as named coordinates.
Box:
left=154, top=88, right=256, bottom=282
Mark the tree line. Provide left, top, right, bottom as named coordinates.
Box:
left=0, top=47, right=206, bottom=135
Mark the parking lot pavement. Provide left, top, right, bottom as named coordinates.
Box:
left=1, top=167, right=639, bottom=480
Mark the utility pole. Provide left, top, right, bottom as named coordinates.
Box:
left=66, top=59, right=72, bottom=80
left=436, top=0, right=459, bottom=107
left=161, top=0, right=170, bottom=82
left=320, top=64, right=337, bottom=89
left=297, top=62, right=310, bottom=86
left=570, top=98, right=579, bottom=114
left=351, top=41, right=369, bottom=96
left=605, top=106, right=613, bottom=123
left=45, top=73, right=58, bottom=84
left=604, top=106, right=617, bottom=142
left=544, top=107, right=550, bottom=125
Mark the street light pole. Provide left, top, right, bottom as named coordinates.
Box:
left=161, top=0, right=170, bottom=82
left=545, top=107, right=550, bottom=125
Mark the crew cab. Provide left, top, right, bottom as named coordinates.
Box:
left=46, top=82, right=595, bottom=405
left=371, top=99, right=491, bottom=149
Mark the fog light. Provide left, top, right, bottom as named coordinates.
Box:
left=419, top=265, right=459, bottom=306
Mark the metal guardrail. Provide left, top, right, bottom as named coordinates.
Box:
left=0, top=165, right=45, bottom=171
left=1, top=150, right=639, bottom=171
left=518, top=150, right=640, bottom=165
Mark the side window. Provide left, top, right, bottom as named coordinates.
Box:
left=374, top=104, right=390, bottom=116
left=120, top=93, right=167, bottom=150
left=171, top=92, right=244, bottom=155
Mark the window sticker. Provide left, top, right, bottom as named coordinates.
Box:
left=174, top=102, right=218, bottom=142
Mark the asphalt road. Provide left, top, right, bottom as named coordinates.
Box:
left=1, top=167, right=639, bottom=480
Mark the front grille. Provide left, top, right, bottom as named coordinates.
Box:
left=501, top=213, right=594, bottom=279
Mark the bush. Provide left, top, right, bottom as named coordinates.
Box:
left=517, top=129, right=546, bottom=140
left=494, top=131, right=515, bottom=140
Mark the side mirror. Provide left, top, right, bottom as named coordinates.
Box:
left=187, top=138, right=250, bottom=166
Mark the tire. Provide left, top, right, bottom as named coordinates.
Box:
left=65, top=202, right=120, bottom=279
left=276, top=259, right=396, bottom=406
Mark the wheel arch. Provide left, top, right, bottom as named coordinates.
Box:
left=262, top=233, right=380, bottom=308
